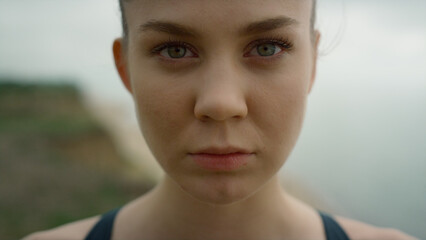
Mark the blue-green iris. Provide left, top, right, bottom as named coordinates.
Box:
left=257, top=44, right=276, bottom=56
left=168, top=46, right=186, bottom=58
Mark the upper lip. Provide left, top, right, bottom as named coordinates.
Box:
left=190, top=146, right=252, bottom=155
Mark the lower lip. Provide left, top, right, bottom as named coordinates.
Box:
left=190, top=153, right=252, bottom=171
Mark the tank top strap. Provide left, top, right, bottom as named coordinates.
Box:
left=84, top=208, right=121, bottom=240
left=318, top=211, right=351, bottom=240
left=84, top=208, right=349, bottom=240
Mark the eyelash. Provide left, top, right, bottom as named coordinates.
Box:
left=150, top=36, right=294, bottom=58
left=245, top=36, right=294, bottom=56
left=151, top=39, right=197, bottom=57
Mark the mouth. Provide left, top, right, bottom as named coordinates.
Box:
left=189, top=147, right=254, bottom=171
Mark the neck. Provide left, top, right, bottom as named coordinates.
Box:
left=140, top=175, right=301, bottom=239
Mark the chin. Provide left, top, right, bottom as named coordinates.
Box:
left=177, top=173, right=260, bottom=206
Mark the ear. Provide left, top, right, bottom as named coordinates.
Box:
left=113, top=38, right=132, bottom=94
left=308, top=30, right=321, bottom=94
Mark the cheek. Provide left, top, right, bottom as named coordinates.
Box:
left=131, top=72, right=192, bottom=161
left=249, top=71, right=309, bottom=155
left=266, top=55, right=311, bottom=133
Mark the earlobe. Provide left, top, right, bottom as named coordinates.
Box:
left=308, top=31, right=321, bottom=94
left=113, top=38, right=132, bottom=94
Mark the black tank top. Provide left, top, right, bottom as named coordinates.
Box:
left=84, top=208, right=350, bottom=240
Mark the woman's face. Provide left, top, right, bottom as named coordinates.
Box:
left=116, top=0, right=319, bottom=204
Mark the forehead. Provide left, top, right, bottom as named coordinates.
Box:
left=124, top=0, right=312, bottom=36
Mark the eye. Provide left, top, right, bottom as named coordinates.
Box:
left=253, top=43, right=281, bottom=56
left=160, top=45, right=197, bottom=59
left=245, top=38, right=293, bottom=58
left=152, top=41, right=197, bottom=59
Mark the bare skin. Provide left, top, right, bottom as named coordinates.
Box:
left=23, top=188, right=417, bottom=240
left=23, top=0, right=418, bottom=239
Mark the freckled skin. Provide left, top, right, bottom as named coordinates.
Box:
left=21, top=1, right=418, bottom=240
left=110, top=0, right=331, bottom=239
left=119, top=0, right=318, bottom=205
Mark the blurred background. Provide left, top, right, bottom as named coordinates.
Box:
left=0, top=0, right=425, bottom=239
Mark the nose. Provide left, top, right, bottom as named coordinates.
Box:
left=194, top=61, right=248, bottom=121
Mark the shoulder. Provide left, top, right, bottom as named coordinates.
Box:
left=22, top=216, right=100, bottom=240
left=335, top=215, right=418, bottom=240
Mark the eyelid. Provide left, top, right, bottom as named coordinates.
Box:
left=243, top=37, right=293, bottom=57
left=150, top=40, right=198, bottom=58
left=149, top=36, right=293, bottom=60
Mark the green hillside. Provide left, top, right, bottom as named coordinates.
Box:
left=0, top=80, right=153, bottom=239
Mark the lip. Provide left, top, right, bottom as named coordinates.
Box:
left=191, top=146, right=252, bottom=155
left=189, top=147, right=254, bottom=171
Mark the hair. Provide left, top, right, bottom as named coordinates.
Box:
left=118, top=0, right=128, bottom=40
left=118, top=0, right=317, bottom=42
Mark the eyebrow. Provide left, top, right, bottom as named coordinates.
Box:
left=138, top=16, right=298, bottom=37
left=242, top=16, right=298, bottom=35
left=139, top=20, right=197, bottom=37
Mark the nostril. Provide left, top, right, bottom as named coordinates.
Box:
left=197, top=114, right=211, bottom=122
left=193, top=79, right=248, bottom=121
left=194, top=99, right=248, bottom=121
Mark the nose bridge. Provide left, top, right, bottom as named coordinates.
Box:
left=194, top=56, right=248, bottom=121
left=203, top=55, right=240, bottom=90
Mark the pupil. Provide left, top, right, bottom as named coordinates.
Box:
left=257, top=44, right=275, bottom=56
left=168, top=47, right=186, bottom=58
